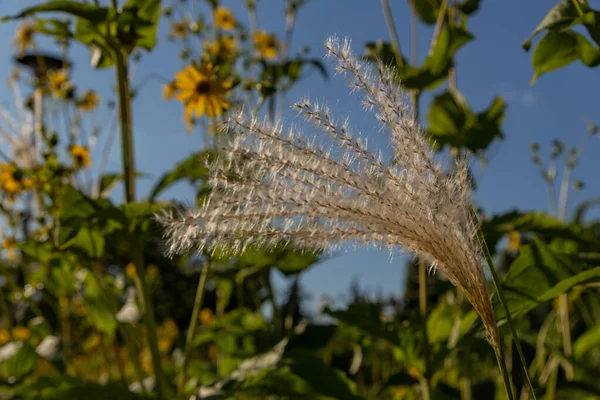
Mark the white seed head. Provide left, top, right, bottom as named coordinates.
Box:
left=157, top=37, right=499, bottom=347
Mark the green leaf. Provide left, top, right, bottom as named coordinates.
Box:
left=275, top=249, right=319, bottom=276
left=119, top=0, right=162, bottom=51
left=427, top=302, right=460, bottom=344
left=287, top=324, right=338, bottom=351
left=574, top=324, right=600, bottom=359
left=1, top=1, right=109, bottom=23
left=150, top=150, right=216, bottom=200
left=531, top=30, right=600, bottom=84
left=427, top=90, right=504, bottom=152
left=412, top=0, right=480, bottom=25
left=363, top=26, right=472, bottom=91
left=1, top=343, right=39, bottom=382
left=286, top=350, right=363, bottom=400
left=86, top=298, right=118, bottom=335
left=425, top=26, right=474, bottom=74
left=60, top=227, right=105, bottom=258
left=495, top=241, right=597, bottom=320
left=573, top=197, right=600, bottom=222
left=537, top=266, right=600, bottom=301
left=35, top=18, right=74, bottom=39
left=522, top=0, right=583, bottom=51
left=481, top=210, right=596, bottom=251
left=412, top=0, right=442, bottom=24
left=380, top=371, right=419, bottom=389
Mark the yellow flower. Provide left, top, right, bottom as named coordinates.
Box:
left=70, top=144, right=91, bottom=169
left=162, top=81, right=177, bottom=100
left=47, top=70, right=72, bottom=99
left=0, top=163, right=23, bottom=196
left=199, top=308, right=215, bottom=326
left=173, top=62, right=232, bottom=119
left=78, top=90, right=100, bottom=112
left=208, top=344, right=219, bottom=361
left=126, top=262, right=137, bottom=278
left=58, top=296, right=69, bottom=309
left=12, top=326, right=31, bottom=341
left=214, top=7, right=236, bottom=31
left=208, top=37, right=236, bottom=59
left=14, top=23, right=36, bottom=56
left=147, top=264, right=159, bottom=278
left=160, top=318, right=179, bottom=338
left=0, top=328, right=9, bottom=345
left=3, top=237, right=17, bottom=251
left=170, top=20, right=189, bottom=39
left=158, top=338, right=173, bottom=353
left=507, top=231, right=520, bottom=251
left=253, top=31, right=278, bottom=60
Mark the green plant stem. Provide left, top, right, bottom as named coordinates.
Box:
left=380, top=0, right=404, bottom=69
left=114, top=47, right=165, bottom=399
left=571, top=0, right=584, bottom=17
left=418, top=260, right=431, bottom=398
left=177, top=262, right=210, bottom=399
left=470, top=207, right=537, bottom=399
left=420, top=378, right=431, bottom=400
left=115, top=50, right=135, bottom=204
left=460, top=347, right=472, bottom=400
left=494, top=343, right=515, bottom=400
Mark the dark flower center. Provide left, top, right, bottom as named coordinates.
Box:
left=195, top=81, right=212, bottom=94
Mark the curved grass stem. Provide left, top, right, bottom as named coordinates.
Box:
left=177, top=262, right=210, bottom=399
left=470, top=207, right=537, bottom=399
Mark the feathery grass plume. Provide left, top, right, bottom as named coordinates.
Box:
left=157, top=37, right=499, bottom=348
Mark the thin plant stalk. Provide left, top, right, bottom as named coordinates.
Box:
left=114, top=46, right=166, bottom=399
left=380, top=0, right=404, bottom=69
left=177, top=262, right=210, bottom=399
left=418, top=260, right=431, bottom=400
left=470, top=207, right=537, bottom=399
left=494, top=344, right=515, bottom=400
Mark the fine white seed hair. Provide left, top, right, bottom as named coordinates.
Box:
left=157, top=37, right=499, bottom=347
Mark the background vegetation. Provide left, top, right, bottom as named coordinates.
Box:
left=0, top=0, right=599, bottom=399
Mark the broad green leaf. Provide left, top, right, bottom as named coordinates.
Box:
left=1, top=343, right=39, bottom=382
left=428, top=90, right=473, bottom=138
left=286, top=350, right=363, bottom=400
left=1, top=1, right=109, bottom=23
left=60, top=226, right=105, bottom=258
left=427, top=302, right=460, bottom=344
left=150, top=150, right=216, bottom=200
left=531, top=30, right=600, bottom=84
left=574, top=324, right=600, bottom=359
left=35, top=18, right=74, bottom=39
left=364, top=26, right=472, bottom=91
left=537, top=266, right=600, bottom=301
left=458, top=0, right=481, bottom=15
left=522, top=0, right=583, bottom=51
left=86, top=299, right=118, bottom=335
left=275, top=249, right=319, bottom=276
left=427, top=90, right=504, bottom=152
left=287, top=324, right=338, bottom=351
left=412, top=0, right=480, bottom=25
left=118, top=0, right=162, bottom=51
left=495, top=240, right=589, bottom=320
left=425, top=26, right=474, bottom=74
left=481, top=210, right=596, bottom=251
left=412, top=0, right=442, bottom=24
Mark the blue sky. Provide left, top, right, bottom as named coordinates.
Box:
left=1, top=1, right=599, bottom=310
